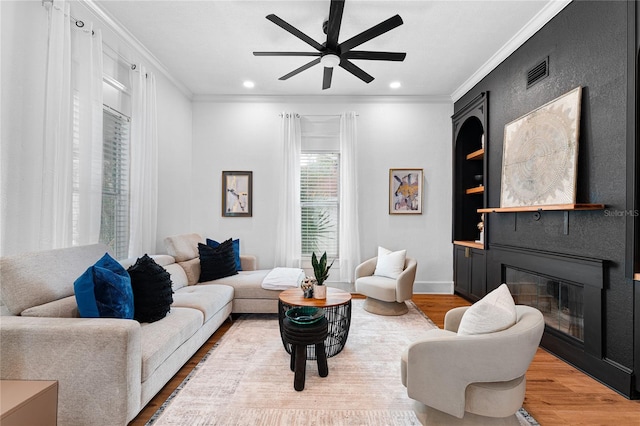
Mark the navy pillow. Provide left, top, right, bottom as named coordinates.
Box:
left=127, top=254, right=174, bottom=323
left=74, top=253, right=134, bottom=319
left=199, top=239, right=238, bottom=282
left=206, top=238, right=242, bottom=271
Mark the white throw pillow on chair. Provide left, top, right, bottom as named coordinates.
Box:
left=373, top=246, right=407, bottom=279
left=458, top=283, right=517, bottom=335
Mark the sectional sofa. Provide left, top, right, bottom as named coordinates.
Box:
left=0, top=233, right=280, bottom=426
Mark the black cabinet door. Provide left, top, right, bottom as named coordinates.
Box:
left=454, top=245, right=471, bottom=297
left=470, top=249, right=486, bottom=299
left=454, top=245, right=486, bottom=301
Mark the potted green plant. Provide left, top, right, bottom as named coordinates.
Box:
left=311, top=251, right=334, bottom=299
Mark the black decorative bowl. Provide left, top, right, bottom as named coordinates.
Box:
left=474, top=174, right=483, bottom=182
left=285, top=307, right=325, bottom=324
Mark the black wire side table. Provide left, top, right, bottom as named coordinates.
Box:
left=278, top=287, right=352, bottom=360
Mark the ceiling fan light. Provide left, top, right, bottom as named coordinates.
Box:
left=321, top=54, right=340, bottom=68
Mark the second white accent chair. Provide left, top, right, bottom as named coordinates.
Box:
left=354, top=248, right=417, bottom=315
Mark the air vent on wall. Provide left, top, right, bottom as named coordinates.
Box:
left=527, top=57, right=549, bottom=88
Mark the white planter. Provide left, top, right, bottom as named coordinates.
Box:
left=313, top=284, right=327, bottom=299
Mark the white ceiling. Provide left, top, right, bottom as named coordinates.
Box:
left=91, top=0, right=569, bottom=99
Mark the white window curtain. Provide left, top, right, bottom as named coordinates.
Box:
left=274, top=112, right=302, bottom=268
left=72, top=21, right=104, bottom=246
left=40, top=0, right=73, bottom=249
left=128, top=66, right=158, bottom=257
left=338, top=111, right=361, bottom=283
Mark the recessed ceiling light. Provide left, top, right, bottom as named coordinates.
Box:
left=389, top=81, right=401, bottom=89
left=243, top=81, right=255, bottom=89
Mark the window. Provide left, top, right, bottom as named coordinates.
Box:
left=300, top=152, right=339, bottom=257
left=100, top=108, right=130, bottom=258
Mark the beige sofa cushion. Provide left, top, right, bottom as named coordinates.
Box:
left=163, top=263, right=188, bottom=291
left=0, top=244, right=110, bottom=315
left=179, top=258, right=201, bottom=285
left=20, top=296, right=79, bottom=318
left=199, top=270, right=276, bottom=299
left=164, top=233, right=203, bottom=262
left=140, top=307, right=203, bottom=382
left=172, top=285, right=234, bottom=322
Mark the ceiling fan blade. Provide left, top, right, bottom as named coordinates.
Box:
left=343, top=51, right=406, bottom=61
left=253, top=52, right=321, bottom=57
left=279, top=58, right=321, bottom=80
left=322, top=67, right=334, bottom=90
left=339, top=59, right=374, bottom=83
left=339, top=14, right=404, bottom=52
left=266, top=14, right=325, bottom=52
left=326, top=0, right=345, bottom=50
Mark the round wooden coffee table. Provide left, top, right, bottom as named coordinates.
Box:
left=278, top=287, right=352, bottom=359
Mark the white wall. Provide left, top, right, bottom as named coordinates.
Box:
left=153, top=72, right=193, bottom=252
left=191, top=98, right=453, bottom=292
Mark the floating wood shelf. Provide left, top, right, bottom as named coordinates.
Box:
left=466, top=186, right=484, bottom=195
left=478, top=203, right=605, bottom=213
left=466, top=148, right=484, bottom=160
left=453, top=240, right=484, bottom=250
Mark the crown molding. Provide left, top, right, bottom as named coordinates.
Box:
left=79, top=0, right=193, bottom=99
left=451, top=0, right=572, bottom=102
left=192, top=94, right=453, bottom=104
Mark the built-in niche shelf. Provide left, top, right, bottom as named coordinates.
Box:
left=453, top=240, right=484, bottom=250
left=466, top=186, right=485, bottom=195
left=466, top=148, right=484, bottom=160
left=478, top=203, right=605, bottom=213
left=635, top=273, right=640, bottom=281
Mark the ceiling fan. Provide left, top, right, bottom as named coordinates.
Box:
left=253, top=0, right=406, bottom=90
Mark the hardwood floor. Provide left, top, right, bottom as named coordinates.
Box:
left=130, top=294, right=640, bottom=425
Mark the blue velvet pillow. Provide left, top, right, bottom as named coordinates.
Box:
left=206, top=238, right=242, bottom=271
left=74, top=253, right=134, bottom=319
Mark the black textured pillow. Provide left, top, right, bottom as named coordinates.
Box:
left=127, top=254, right=174, bottom=323
left=198, top=239, right=238, bottom=282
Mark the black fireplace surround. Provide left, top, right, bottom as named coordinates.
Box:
left=488, top=244, right=631, bottom=395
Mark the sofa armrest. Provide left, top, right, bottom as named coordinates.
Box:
left=0, top=316, right=141, bottom=426
left=240, top=254, right=257, bottom=271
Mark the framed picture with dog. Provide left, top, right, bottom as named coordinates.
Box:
left=389, top=168, right=423, bottom=214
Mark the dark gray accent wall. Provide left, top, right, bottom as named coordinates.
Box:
left=454, top=1, right=637, bottom=397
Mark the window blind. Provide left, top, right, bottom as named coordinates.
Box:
left=100, top=107, right=130, bottom=259
left=300, top=152, right=339, bottom=257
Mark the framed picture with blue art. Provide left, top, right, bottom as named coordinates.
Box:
left=389, top=168, right=423, bottom=214
left=222, top=171, right=252, bottom=217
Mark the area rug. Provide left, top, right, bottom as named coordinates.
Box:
left=147, top=300, right=538, bottom=425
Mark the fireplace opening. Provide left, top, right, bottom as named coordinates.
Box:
left=505, top=267, right=584, bottom=342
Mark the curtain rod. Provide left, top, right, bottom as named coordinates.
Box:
left=43, top=0, right=137, bottom=71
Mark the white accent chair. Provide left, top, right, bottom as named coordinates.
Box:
left=401, top=305, right=545, bottom=424
left=354, top=256, right=417, bottom=315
